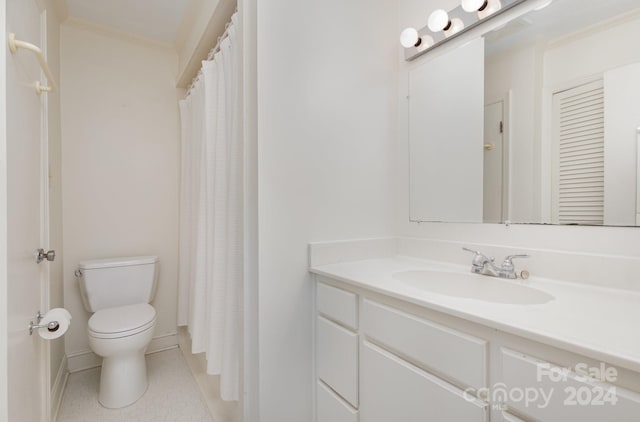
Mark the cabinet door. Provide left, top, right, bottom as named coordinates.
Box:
left=317, top=316, right=359, bottom=407
left=497, top=411, right=529, bottom=422
left=501, top=348, right=640, bottom=422
left=317, top=381, right=358, bottom=422
left=361, top=341, right=487, bottom=422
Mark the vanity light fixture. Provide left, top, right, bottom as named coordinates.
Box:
left=461, top=0, right=502, bottom=19
left=400, top=27, right=421, bottom=48
left=428, top=9, right=464, bottom=37
left=400, top=27, right=435, bottom=51
left=401, top=0, right=527, bottom=61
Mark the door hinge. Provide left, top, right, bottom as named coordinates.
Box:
left=499, top=121, right=504, bottom=133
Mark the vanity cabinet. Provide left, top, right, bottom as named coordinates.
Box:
left=316, top=316, right=358, bottom=407
left=314, top=276, right=640, bottom=422
left=315, top=281, right=359, bottom=419
left=361, top=341, right=487, bottom=422
left=499, top=348, right=640, bottom=422
left=315, top=278, right=488, bottom=422
left=361, top=299, right=487, bottom=391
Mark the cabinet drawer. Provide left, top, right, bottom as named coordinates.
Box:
left=499, top=411, right=528, bottom=422
left=317, top=381, right=358, bottom=422
left=317, top=281, right=358, bottom=329
left=361, top=299, right=487, bottom=390
left=361, top=341, right=487, bottom=422
left=316, top=316, right=358, bottom=407
left=501, top=348, right=640, bottom=422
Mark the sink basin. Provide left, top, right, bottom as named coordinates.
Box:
left=392, top=270, right=554, bottom=305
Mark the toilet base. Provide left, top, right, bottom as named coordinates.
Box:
left=98, top=352, right=148, bottom=408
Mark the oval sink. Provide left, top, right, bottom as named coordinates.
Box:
left=392, top=270, right=554, bottom=305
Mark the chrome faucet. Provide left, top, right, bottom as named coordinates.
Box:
left=462, top=247, right=529, bottom=279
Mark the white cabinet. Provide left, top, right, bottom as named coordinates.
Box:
left=361, top=341, right=488, bottom=422
left=317, top=281, right=358, bottom=330
left=500, top=348, right=640, bottom=422
left=361, top=299, right=487, bottom=390
left=317, top=381, right=358, bottom=422
left=316, top=316, right=358, bottom=407
left=314, top=277, right=640, bottom=422
left=315, top=281, right=360, bottom=421
left=498, top=411, right=528, bottom=422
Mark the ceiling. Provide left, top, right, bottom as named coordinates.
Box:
left=64, top=0, right=190, bottom=44
left=485, top=0, right=640, bottom=55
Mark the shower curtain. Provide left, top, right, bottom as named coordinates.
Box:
left=177, top=13, right=241, bottom=402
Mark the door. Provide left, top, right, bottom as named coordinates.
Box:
left=483, top=101, right=505, bottom=223
left=3, top=0, right=50, bottom=420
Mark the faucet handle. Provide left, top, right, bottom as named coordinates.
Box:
left=462, top=247, right=493, bottom=266
left=501, top=254, right=530, bottom=271
left=462, top=247, right=481, bottom=255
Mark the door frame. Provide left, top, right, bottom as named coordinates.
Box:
left=485, top=91, right=512, bottom=223
left=0, top=0, right=9, bottom=418
left=0, top=2, right=52, bottom=419
left=39, top=8, right=52, bottom=421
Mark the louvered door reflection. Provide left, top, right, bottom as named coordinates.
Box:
left=552, top=80, right=605, bottom=225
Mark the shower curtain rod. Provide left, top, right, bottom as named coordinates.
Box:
left=185, top=12, right=236, bottom=98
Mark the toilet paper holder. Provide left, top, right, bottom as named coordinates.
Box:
left=29, top=311, right=60, bottom=336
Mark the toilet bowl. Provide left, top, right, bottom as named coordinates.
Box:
left=77, top=255, right=159, bottom=408
left=88, top=303, right=156, bottom=408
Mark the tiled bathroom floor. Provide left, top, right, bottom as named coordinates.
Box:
left=57, top=348, right=213, bottom=422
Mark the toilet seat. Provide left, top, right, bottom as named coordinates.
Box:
left=89, top=303, right=156, bottom=339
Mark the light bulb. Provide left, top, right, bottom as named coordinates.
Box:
left=461, top=0, right=488, bottom=12
left=400, top=27, right=420, bottom=48
left=428, top=9, right=450, bottom=32
left=477, top=0, right=502, bottom=19
left=416, top=35, right=434, bottom=52
left=445, top=18, right=465, bottom=36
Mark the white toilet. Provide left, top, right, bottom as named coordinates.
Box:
left=77, top=256, right=159, bottom=408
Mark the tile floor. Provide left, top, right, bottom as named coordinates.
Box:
left=57, top=348, right=213, bottom=422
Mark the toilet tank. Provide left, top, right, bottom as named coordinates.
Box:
left=77, top=256, right=159, bottom=312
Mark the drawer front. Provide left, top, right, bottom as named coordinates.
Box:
left=316, top=316, right=358, bottom=407
left=361, top=299, right=487, bottom=390
left=361, top=341, right=487, bottom=422
left=501, top=348, right=640, bottom=422
left=317, top=381, right=358, bottom=422
left=317, top=281, right=358, bottom=329
left=499, top=411, right=528, bottom=422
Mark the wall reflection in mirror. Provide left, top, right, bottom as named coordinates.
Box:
left=408, top=0, right=640, bottom=226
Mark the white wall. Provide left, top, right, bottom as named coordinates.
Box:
left=256, top=0, right=398, bottom=419
left=60, top=22, right=180, bottom=363
left=485, top=43, right=542, bottom=223
left=397, top=0, right=640, bottom=288
left=409, top=39, right=484, bottom=223
left=604, top=63, right=640, bottom=226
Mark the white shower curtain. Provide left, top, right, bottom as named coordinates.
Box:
left=178, top=12, right=242, bottom=402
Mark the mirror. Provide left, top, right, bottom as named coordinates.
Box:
left=408, top=0, right=640, bottom=226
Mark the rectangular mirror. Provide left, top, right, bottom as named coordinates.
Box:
left=408, top=0, right=640, bottom=226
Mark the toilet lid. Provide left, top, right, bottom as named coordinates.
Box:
left=88, top=303, right=156, bottom=338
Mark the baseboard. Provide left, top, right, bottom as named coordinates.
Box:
left=67, top=332, right=179, bottom=373
left=51, top=355, right=68, bottom=422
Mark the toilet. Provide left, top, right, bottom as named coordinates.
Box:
left=77, top=256, right=159, bottom=408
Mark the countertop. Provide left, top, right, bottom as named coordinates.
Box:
left=310, top=256, right=640, bottom=374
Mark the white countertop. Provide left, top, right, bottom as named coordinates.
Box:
left=310, top=256, right=640, bottom=374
